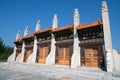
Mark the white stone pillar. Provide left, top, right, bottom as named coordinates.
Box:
left=16, top=27, right=29, bottom=63
left=27, top=36, right=38, bottom=63
left=46, top=34, right=56, bottom=65
left=7, top=31, right=20, bottom=62
left=71, top=8, right=81, bottom=68
left=46, top=14, right=58, bottom=65
left=27, top=20, right=40, bottom=63
left=16, top=41, right=25, bottom=63
left=102, top=1, right=114, bottom=72
left=7, top=45, right=16, bottom=62
left=106, top=49, right=113, bottom=72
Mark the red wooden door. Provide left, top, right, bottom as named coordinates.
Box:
left=24, top=50, right=32, bottom=62
left=84, top=48, right=99, bottom=67
left=57, top=46, right=70, bottom=65
left=37, top=46, right=49, bottom=64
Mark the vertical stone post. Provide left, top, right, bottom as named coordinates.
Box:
left=71, top=9, right=81, bottom=68
left=7, top=45, right=16, bottom=62
left=16, top=26, right=28, bottom=63
left=7, top=31, right=20, bottom=62
left=18, top=41, right=25, bottom=63
left=46, top=14, right=58, bottom=65
left=102, top=1, right=114, bottom=72
left=27, top=36, right=38, bottom=63
left=28, top=20, right=40, bottom=63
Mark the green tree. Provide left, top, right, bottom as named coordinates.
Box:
left=0, top=38, right=5, bottom=54
left=0, top=38, right=13, bottom=62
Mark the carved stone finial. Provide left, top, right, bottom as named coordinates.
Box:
left=74, top=8, right=79, bottom=16
left=16, top=30, right=20, bottom=40
left=74, top=8, right=80, bottom=27
left=36, top=20, right=40, bottom=31
left=53, top=14, right=58, bottom=30
left=102, top=1, right=108, bottom=12
left=24, top=26, right=29, bottom=36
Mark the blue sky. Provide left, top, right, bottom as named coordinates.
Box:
left=0, top=0, right=120, bottom=51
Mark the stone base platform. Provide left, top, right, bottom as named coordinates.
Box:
left=0, top=62, right=119, bottom=80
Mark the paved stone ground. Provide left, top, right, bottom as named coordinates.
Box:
left=0, top=62, right=119, bottom=80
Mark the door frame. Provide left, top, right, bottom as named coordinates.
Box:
left=24, top=49, right=33, bottom=62
left=37, top=46, right=49, bottom=63
left=55, top=45, right=73, bottom=66
left=80, top=45, right=104, bottom=68
left=83, top=46, right=99, bottom=67
left=36, top=43, right=51, bottom=63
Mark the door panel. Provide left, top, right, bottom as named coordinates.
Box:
left=57, top=46, right=70, bottom=65
left=24, top=50, right=32, bottom=62
left=37, top=46, right=49, bottom=64
left=84, top=48, right=99, bottom=67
